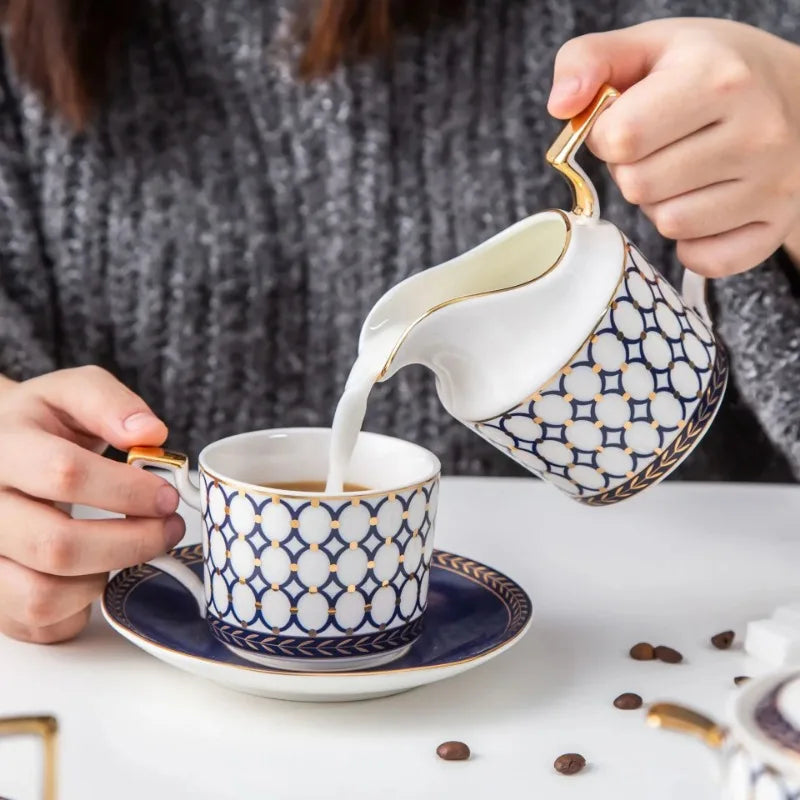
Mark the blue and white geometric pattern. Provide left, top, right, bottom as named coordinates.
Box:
left=199, top=473, right=438, bottom=657
left=472, top=240, right=727, bottom=505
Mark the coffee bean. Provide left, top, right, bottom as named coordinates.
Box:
left=613, top=692, right=643, bottom=710
left=629, top=642, right=655, bottom=661
left=654, top=645, right=683, bottom=664
left=554, top=753, right=586, bottom=775
left=711, top=631, right=735, bottom=650
left=734, top=676, right=750, bottom=686
left=436, top=741, right=470, bottom=761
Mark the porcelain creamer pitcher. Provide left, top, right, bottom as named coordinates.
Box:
left=360, top=84, right=728, bottom=506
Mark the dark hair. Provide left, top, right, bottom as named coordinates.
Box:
left=1, top=0, right=464, bottom=130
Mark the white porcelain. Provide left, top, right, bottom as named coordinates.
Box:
left=353, top=84, right=727, bottom=506
left=649, top=670, right=800, bottom=799
left=128, top=428, right=441, bottom=673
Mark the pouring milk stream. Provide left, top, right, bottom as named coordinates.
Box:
left=326, top=84, right=726, bottom=503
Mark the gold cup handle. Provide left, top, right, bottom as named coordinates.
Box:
left=0, top=715, right=58, bottom=800
left=545, top=83, right=620, bottom=220
left=126, top=446, right=206, bottom=614
left=647, top=702, right=728, bottom=749
left=545, top=84, right=712, bottom=326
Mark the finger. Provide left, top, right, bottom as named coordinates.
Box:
left=26, top=365, right=168, bottom=451
left=0, top=430, right=180, bottom=517
left=0, top=606, right=91, bottom=644
left=0, top=555, right=105, bottom=629
left=606, top=120, right=745, bottom=204
left=677, top=222, right=784, bottom=277
left=0, top=491, right=185, bottom=575
left=549, top=24, right=665, bottom=118
left=588, top=69, right=726, bottom=165
left=642, top=179, right=777, bottom=241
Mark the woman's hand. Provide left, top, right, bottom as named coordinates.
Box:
left=549, top=18, right=800, bottom=275
left=0, top=366, right=184, bottom=643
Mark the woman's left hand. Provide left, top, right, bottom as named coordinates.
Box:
left=549, top=18, right=800, bottom=276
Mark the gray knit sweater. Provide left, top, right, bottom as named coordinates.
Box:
left=0, top=0, right=798, bottom=483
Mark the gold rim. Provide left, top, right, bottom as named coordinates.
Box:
left=198, top=464, right=441, bottom=501
left=472, top=227, right=628, bottom=424
left=101, top=551, right=532, bottom=680
left=377, top=209, right=573, bottom=381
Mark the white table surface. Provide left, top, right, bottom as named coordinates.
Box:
left=1, top=478, right=799, bottom=800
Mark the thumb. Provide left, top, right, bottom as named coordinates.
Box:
left=548, top=24, right=665, bottom=118
left=29, top=365, right=168, bottom=451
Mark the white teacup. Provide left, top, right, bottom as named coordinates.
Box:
left=128, top=428, right=441, bottom=672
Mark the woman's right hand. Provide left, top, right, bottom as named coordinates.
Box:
left=0, top=366, right=185, bottom=644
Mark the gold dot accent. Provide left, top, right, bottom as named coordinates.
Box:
left=238, top=577, right=245, bottom=585
left=677, top=419, right=686, bottom=429
left=566, top=442, right=574, bottom=450
left=596, top=445, right=604, bottom=453
left=595, top=420, right=603, bottom=428
left=389, top=492, right=396, bottom=502
left=308, top=630, right=317, bottom=638
left=649, top=391, right=657, bottom=400
left=255, top=601, right=262, bottom=610
left=290, top=563, right=298, bottom=572
left=564, top=393, right=574, bottom=402
left=591, top=335, right=599, bottom=344
left=225, top=550, right=231, bottom=558
left=379, top=623, right=387, bottom=631
left=382, top=580, right=389, bottom=587
left=622, top=392, right=630, bottom=401
left=254, top=558, right=261, bottom=566
left=412, top=529, right=419, bottom=537
left=271, top=496, right=280, bottom=504
left=385, top=537, right=392, bottom=545
left=215, top=568, right=220, bottom=576
left=238, top=533, right=245, bottom=541
left=238, top=489, right=245, bottom=497
left=596, top=467, right=605, bottom=474
left=311, top=498, right=319, bottom=508
left=271, top=540, right=279, bottom=549
left=330, top=520, right=340, bottom=529
left=310, top=586, right=318, bottom=593
left=624, top=447, right=633, bottom=455
left=347, top=585, right=356, bottom=593
left=425, top=503, right=431, bottom=511
left=564, top=419, right=573, bottom=427
left=289, top=607, right=298, bottom=613
left=532, top=393, right=542, bottom=402
left=329, top=564, right=338, bottom=572
left=224, top=506, right=230, bottom=514
left=290, top=520, right=299, bottom=529
left=655, top=447, right=663, bottom=455
left=651, top=420, right=659, bottom=428
left=626, top=471, right=635, bottom=478
left=401, top=511, right=409, bottom=519
left=399, top=555, right=405, bottom=563
left=620, top=363, right=628, bottom=372
left=254, top=514, right=262, bottom=523
left=349, top=541, right=357, bottom=550
left=310, top=543, right=319, bottom=551
left=227, top=593, right=232, bottom=601
left=364, top=603, right=372, bottom=611
left=563, top=366, right=572, bottom=375
left=352, top=498, right=361, bottom=506
left=272, top=626, right=280, bottom=634
left=328, top=608, right=336, bottom=615
left=369, top=517, right=378, bottom=526
left=533, top=416, right=543, bottom=425
left=367, top=560, right=375, bottom=568
left=213, top=480, right=219, bottom=488
left=567, top=462, right=575, bottom=469
left=213, top=524, right=220, bottom=532
left=592, top=364, right=602, bottom=373
left=594, top=394, right=603, bottom=402
left=240, top=621, right=248, bottom=628
left=623, top=422, right=632, bottom=430
left=271, top=583, right=279, bottom=591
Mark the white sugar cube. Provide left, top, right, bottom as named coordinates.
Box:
left=745, top=619, right=800, bottom=666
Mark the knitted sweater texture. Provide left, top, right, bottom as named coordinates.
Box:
left=0, top=0, right=798, bottom=482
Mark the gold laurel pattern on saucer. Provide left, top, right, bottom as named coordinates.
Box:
left=105, top=545, right=532, bottom=660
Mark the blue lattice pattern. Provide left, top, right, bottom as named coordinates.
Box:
left=472, top=241, right=726, bottom=504
left=200, top=473, right=438, bottom=641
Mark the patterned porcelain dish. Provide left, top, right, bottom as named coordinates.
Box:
left=128, top=428, right=441, bottom=673
left=356, top=84, right=727, bottom=505
left=648, top=670, right=800, bottom=799
left=102, top=544, right=532, bottom=702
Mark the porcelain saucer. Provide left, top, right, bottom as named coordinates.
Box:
left=102, top=544, right=532, bottom=702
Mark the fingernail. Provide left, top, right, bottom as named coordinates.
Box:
left=156, top=484, right=180, bottom=515
left=549, top=76, right=582, bottom=106
left=123, top=411, right=159, bottom=432
left=164, top=514, right=185, bottom=550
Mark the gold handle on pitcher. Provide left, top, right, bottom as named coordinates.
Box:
left=545, top=83, right=620, bottom=218
left=647, top=703, right=727, bottom=749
